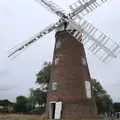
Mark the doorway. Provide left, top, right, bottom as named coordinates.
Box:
left=49, top=101, right=62, bottom=119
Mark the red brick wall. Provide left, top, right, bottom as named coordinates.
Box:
left=46, top=31, right=97, bottom=118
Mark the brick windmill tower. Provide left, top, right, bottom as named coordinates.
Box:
left=8, top=0, right=120, bottom=119
left=47, top=29, right=97, bottom=119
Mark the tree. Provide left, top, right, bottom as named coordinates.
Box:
left=0, top=99, right=12, bottom=106
left=0, top=99, right=13, bottom=113
left=36, top=62, right=113, bottom=114
left=29, top=88, right=47, bottom=107
left=91, top=79, right=113, bottom=114
left=29, top=88, right=47, bottom=114
left=36, top=62, right=51, bottom=87
left=14, top=96, right=28, bottom=113
left=113, top=102, right=120, bottom=112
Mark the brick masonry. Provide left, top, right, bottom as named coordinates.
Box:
left=46, top=31, right=97, bottom=118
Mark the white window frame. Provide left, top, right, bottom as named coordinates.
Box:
left=55, top=57, right=60, bottom=65
left=85, top=81, right=92, bottom=99
left=82, top=57, right=87, bottom=65
left=51, top=81, right=58, bottom=91
left=49, top=101, right=62, bottom=119
left=56, top=40, right=61, bottom=49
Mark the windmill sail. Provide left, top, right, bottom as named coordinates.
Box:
left=69, top=0, right=108, bottom=20
left=35, top=0, right=66, bottom=18
left=8, top=21, right=62, bottom=58
left=36, top=0, right=105, bottom=23
left=8, top=0, right=120, bottom=62
left=67, top=20, right=120, bottom=62
left=68, top=0, right=120, bottom=62
left=9, top=0, right=108, bottom=58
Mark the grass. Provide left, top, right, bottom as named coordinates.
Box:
left=0, top=114, right=120, bottom=120
left=0, top=114, right=43, bottom=120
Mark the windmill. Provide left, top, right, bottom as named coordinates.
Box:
left=8, top=0, right=120, bottom=119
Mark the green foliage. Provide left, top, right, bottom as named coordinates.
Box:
left=0, top=99, right=13, bottom=106
left=36, top=62, right=51, bottom=85
left=28, top=88, right=47, bottom=114
left=14, top=96, right=28, bottom=113
left=0, top=99, right=13, bottom=113
left=29, top=62, right=52, bottom=114
left=113, top=102, right=120, bottom=112
left=91, top=79, right=113, bottom=114
left=36, top=62, right=114, bottom=114
left=0, top=62, right=114, bottom=116
left=30, top=88, right=47, bottom=105
left=29, top=88, right=47, bottom=106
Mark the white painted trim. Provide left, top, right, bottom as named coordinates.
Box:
left=55, top=57, right=60, bottom=65
left=49, top=101, right=62, bottom=119
left=85, top=81, right=92, bottom=99
left=82, top=57, right=87, bottom=65
left=56, top=40, right=61, bottom=49
left=55, top=102, right=62, bottom=119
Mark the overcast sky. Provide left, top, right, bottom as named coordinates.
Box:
left=0, top=0, right=120, bottom=102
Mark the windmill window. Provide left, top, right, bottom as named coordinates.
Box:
left=55, top=57, right=60, bottom=66
left=56, top=40, right=61, bottom=49
left=85, top=81, right=92, bottom=99
left=82, top=57, right=87, bottom=65
left=51, top=81, right=58, bottom=91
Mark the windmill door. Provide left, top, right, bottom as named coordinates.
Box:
left=49, top=102, right=62, bottom=119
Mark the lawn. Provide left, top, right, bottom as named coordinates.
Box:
left=0, top=114, right=44, bottom=120
left=1, top=114, right=120, bottom=120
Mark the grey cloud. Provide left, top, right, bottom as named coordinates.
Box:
left=104, top=83, right=120, bottom=102
left=0, top=84, right=15, bottom=91
left=0, top=0, right=120, bottom=102
left=0, top=70, right=9, bottom=78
